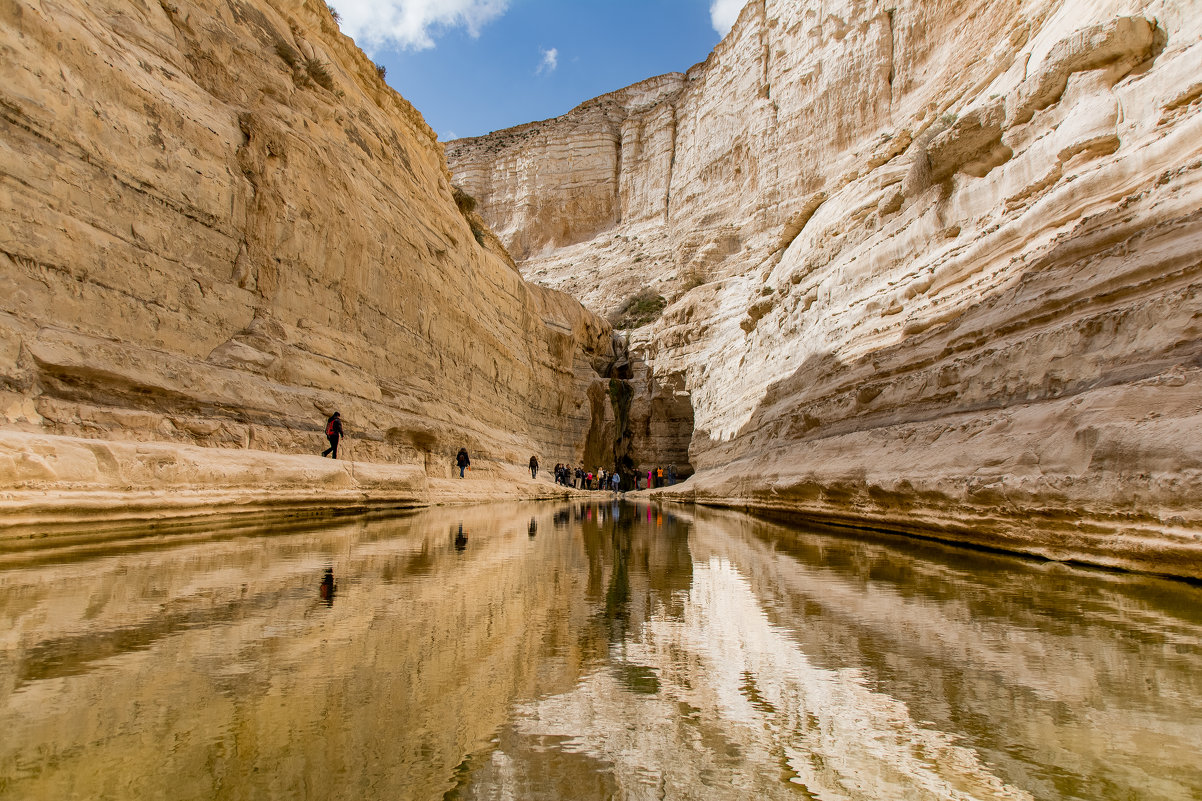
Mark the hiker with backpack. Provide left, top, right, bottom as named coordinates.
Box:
left=321, top=412, right=343, bottom=459
left=456, top=447, right=470, bottom=478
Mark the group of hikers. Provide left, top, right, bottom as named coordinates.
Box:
left=546, top=462, right=677, bottom=492
left=550, top=463, right=621, bottom=492
left=320, top=413, right=679, bottom=489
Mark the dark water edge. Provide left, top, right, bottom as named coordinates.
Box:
left=679, top=496, right=1202, bottom=584
left=694, top=500, right=1202, bottom=587
left=1, top=500, right=1200, bottom=800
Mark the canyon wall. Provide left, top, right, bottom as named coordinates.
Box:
left=0, top=0, right=618, bottom=506
left=446, top=0, right=1202, bottom=577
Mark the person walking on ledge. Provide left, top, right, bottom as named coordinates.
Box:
left=456, top=447, right=470, bottom=478
left=321, top=412, right=343, bottom=459
left=529, top=455, right=539, bottom=480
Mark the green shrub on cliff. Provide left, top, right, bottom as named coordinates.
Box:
left=305, top=58, right=334, bottom=90
left=274, top=41, right=300, bottom=69
left=452, top=186, right=478, bottom=214
left=609, top=289, right=666, bottom=330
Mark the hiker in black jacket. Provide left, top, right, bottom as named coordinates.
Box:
left=321, top=412, right=343, bottom=459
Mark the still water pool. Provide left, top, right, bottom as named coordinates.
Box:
left=1, top=502, right=1200, bottom=800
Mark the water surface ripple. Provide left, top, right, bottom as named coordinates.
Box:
left=1, top=502, right=1200, bottom=800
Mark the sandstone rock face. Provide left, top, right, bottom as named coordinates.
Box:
left=0, top=0, right=617, bottom=498
left=447, top=0, right=1202, bottom=577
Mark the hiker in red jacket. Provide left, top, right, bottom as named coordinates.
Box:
left=321, top=412, right=343, bottom=459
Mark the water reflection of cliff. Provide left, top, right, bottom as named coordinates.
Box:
left=0, top=506, right=561, bottom=799
left=685, top=508, right=1202, bottom=801
left=446, top=502, right=695, bottom=800
left=455, top=508, right=1202, bottom=801
left=580, top=501, right=693, bottom=639
left=2, top=504, right=1199, bottom=800
left=0, top=502, right=695, bottom=801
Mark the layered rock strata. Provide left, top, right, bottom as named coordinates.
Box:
left=447, top=0, right=1202, bottom=577
left=0, top=0, right=619, bottom=517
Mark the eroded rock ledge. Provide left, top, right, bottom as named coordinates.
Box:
left=447, top=0, right=1202, bottom=578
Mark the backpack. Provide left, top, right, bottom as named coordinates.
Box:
left=326, top=417, right=336, bottom=436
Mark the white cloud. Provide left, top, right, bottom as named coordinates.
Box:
left=536, top=47, right=558, bottom=75
left=709, top=0, right=745, bottom=36
left=334, top=0, right=510, bottom=52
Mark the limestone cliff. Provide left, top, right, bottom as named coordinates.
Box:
left=446, top=0, right=1202, bottom=577
left=0, top=0, right=617, bottom=505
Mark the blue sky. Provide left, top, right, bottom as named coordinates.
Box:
left=332, top=0, right=744, bottom=140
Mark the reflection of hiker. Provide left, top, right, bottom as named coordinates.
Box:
left=455, top=448, right=470, bottom=478
left=529, top=455, right=539, bottom=479
left=454, top=522, right=468, bottom=550
left=528, top=517, right=537, bottom=537
left=321, top=412, right=343, bottom=459
left=319, top=568, right=336, bottom=606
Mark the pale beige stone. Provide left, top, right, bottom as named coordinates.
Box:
left=0, top=0, right=619, bottom=513
left=0, top=430, right=595, bottom=536
left=448, top=0, right=1202, bottom=577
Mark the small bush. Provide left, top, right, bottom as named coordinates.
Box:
left=274, top=40, right=300, bottom=68
left=609, top=289, right=667, bottom=330
left=452, top=186, right=477, bottom=214
left=680, top=266, right=707, bottom=292
left=470, top=224, right=486, bottom=246
left=375, top=63, right=387, bottom=80
left=305, top=57, right=334, bottom=90
left=325, top=3, right=341, bottom=23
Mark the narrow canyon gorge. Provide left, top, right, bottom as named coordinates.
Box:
left=1, top=0, right=1200, bottom=577
left=447, top=0, right=1202, bottom=577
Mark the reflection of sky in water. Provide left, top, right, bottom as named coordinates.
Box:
left=1, top=502, right=1200, bottom=801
